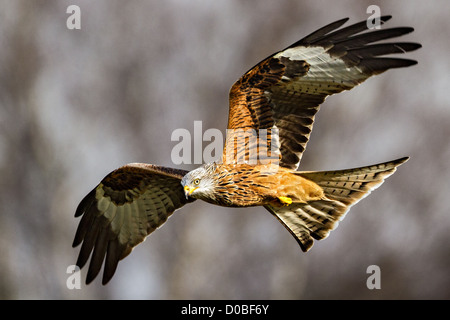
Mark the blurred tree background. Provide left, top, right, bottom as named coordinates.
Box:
left=0, top=0, right=449, bottom=299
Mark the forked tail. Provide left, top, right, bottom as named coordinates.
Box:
left=265, top=157, right=409, bottom=251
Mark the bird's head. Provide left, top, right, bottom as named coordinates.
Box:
left=181, top=163, right=217, bottom=201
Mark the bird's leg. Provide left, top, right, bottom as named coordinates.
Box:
left=278, top=196, right=292, bottom=206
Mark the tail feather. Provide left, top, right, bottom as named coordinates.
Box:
left=265, top=157, right=408, bottom=252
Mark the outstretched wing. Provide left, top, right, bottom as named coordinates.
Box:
left=72, top=164, right=194, bottom=285
left=224, top=16, right=420, bottom=169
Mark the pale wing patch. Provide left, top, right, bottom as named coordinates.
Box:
left=275, top=46, right=366, bottom=90
left=226, top=17, right=419, bottom=170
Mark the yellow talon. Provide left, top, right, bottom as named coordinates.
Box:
left=278, top=196, right=292, bottom=206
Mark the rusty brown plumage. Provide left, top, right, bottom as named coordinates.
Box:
left=224, top=15, right=420, bottom=169
left=73, top=16, right=420, bottom=285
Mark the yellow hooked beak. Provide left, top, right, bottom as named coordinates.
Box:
left=184, top=185, right=198, bottom=199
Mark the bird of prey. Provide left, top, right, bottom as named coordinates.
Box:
left=73, top=15, right=420, bottom=284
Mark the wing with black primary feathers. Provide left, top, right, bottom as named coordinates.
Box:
left=73, top=15, right=421, bottom=285
left=225, top=16, right=421, bottom=169
left=72, top=164, right=194, bottom=285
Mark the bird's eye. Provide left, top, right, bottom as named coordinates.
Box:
left=193, top=179, right=200, bottom=185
